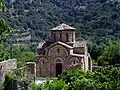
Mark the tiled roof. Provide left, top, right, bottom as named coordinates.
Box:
left=51, top=23, right=75, bottom=30
left=73, top=41, right=86, bottom=47
left=71, top=54, right=84, bottom=57
left=37, top=42, right=45, bottom=49
left=57, top=41, right=73, bottom=48
left=46, top=41, right=73, bottom=49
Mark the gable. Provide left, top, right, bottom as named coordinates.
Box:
left=47, top=44, right=69, bottom=57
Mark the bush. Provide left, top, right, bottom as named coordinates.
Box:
left=58, top=66, right=120, bottom=90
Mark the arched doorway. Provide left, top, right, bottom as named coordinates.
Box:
left=55, top=58, right=63, bottom=77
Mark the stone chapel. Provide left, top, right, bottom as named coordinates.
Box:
left=36, top=23, right=92, bottom=77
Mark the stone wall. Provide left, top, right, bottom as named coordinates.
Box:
left=0, top=59, right=17, bottom=78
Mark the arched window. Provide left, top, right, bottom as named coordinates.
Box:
left=40, top=58, right=47, bottom=64
left=70, top=57, right=79, bottom=65
left=42, top=61, right=45, bottom=64
left=66, top=33, right=69, bottom=42
left=73, top=61, right=76, bottom=64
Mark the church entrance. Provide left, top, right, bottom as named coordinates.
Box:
left=55, top=58, right=63, bottom=77
left=56, top=63, right=62, bottom=76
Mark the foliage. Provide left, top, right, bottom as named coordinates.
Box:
left=0, top=0, right=5, bottom=8
left=44, top=80, right=67, bottom=90
left=58, top=69, right=93, bottom=90
left=0, top=0, right=11, bottom=61
left=29, top=66, right=120, bottom=90
left=0, top=18, right=13, bottom=43
left=1, top=0, right=119, bottom=62
left=0, top=43, right=10, bottom=61
left=0, top=0, right=14, bottom=61
left=0, top=80, right=3, bottom=90
left=12, top=45, right=35, bottom=68
left=3, top=73, right=17, bottom=90
left=58, top=66, right=120, bottom=90
left=1, top=0, right=120, bottom=45
left=98, top=40, right=120, bottom=65
left=30, top=80, right=68, bottom=90
left=2, top=66, right=120, bottom=90
left=30, top=82, right=42, bottom=90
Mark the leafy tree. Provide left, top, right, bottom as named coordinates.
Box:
left=13, top=45, right=35, bottom=63
left=45, top=80, right=67, bottom=90
left=98, top=40, right=120, bottom=65
left=30, top=83, right=42, bottom=90
left=0, top=43, right=10, bottom=61
left=58, top=70, right=92, bottom=90
left=30, top=80, right=67, bottom=90
left=58, top=66, right=120, bottom=90
left=4, top=73, right=17, bottom=90
left=0, top=0, right=5, bottom=8
left=1, top=0, right=120, bottom=45
left=30, top=66, right=120, bottom=90
left=0, top=80, right=3, bottom=90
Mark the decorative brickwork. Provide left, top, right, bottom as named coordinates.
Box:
left=36, top=23, right=92, bottom=77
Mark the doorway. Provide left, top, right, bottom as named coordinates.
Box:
left=56, top=63, right=62, bottom=77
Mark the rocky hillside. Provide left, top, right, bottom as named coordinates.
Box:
left=1, top=0, right=120, bottom=44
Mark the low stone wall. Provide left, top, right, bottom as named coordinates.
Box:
left=0, top=59, right=17, bottom=78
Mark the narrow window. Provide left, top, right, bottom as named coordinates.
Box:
left=60, top=33, right=62, bottom=41
left=66, top=33, right=69, bottom=42
left=54, top=34, right=56, bottom=42
left=72, top=33, right=73, bottom=42
left=57, top=48, right=60, bottom=53
left=41, top=61, right=45, bottom=64
left=73, top=61, right=76, bottom=64
left=43, top=50, right=45, bottom=54
left=43, top=61, right=45, bottom=64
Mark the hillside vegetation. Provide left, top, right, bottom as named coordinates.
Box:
left=2, top=0, right=120, bottom=44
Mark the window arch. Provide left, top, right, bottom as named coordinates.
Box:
left=54, top=58, right=63, bottom=63
left=70, top=57, right=79, bottom=65
left=39, top=57, right=47, bottom=64
left=48, top=45, right=69, bottom=57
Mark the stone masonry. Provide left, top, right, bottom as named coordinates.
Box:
left=36, top=23, right=92, bottom=77
left=0, top=59, right=17, bottom=79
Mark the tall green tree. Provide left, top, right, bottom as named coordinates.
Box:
left=0, top=0, right=5, bottom=8
left=98, top=40, right=120, bottom=65
left=0, top=0, right=13, bottom=61
left=0, top=43, right=10, bottom=61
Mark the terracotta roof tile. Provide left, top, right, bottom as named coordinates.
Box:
left=73, top=41, right=86, bottom=47
left=51, top=23, right=75, bottom=30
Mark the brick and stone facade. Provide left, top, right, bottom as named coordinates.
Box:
left=36, top=23, right=92, bottom=77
